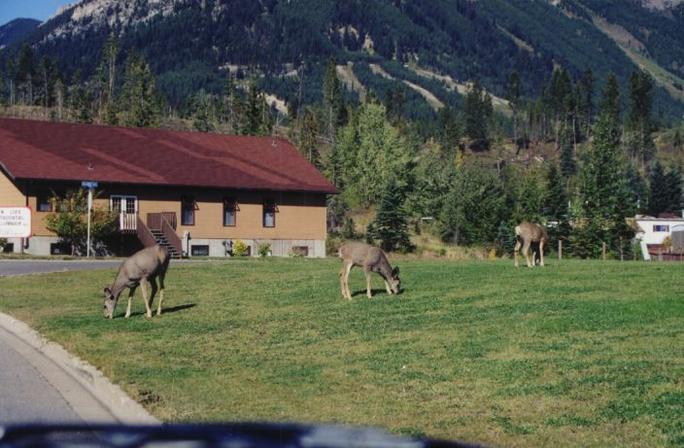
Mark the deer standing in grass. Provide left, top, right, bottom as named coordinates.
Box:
left=338, top=242, right=401, bottom=300
left=514, top=222, right=548, bottom=268
left=103, top=245, right=170, bottom=319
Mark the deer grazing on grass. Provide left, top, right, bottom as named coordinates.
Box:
left=338, top=242, right=401, bottom=300
left=103, top=245, right=170, bottom=319
left=514, top=222, right=549, bottom=268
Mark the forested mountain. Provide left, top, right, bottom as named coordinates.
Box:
left=2, top=0, right=684, bottom=120
left=0, top=19, right=40, bottom=49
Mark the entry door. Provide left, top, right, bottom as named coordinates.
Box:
left=111, top=196, right=138, bottom=230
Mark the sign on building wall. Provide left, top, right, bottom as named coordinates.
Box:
left=0, top=207, right=32, bottom=238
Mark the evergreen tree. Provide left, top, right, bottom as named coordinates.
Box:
left=625, top=163, right=647, bottom=215
left=119, top=53, right=162, bottom=128
left=505, top=71, right=522, bottom=143
left=674, top=128, right=683, bottom=150
left=97, top=33, right=119, bottom=124
left=464, top=80, right=492, bottom=147
left=544, top=164, right=570, bottom=245
left=647, top=161, right=668, bottom=216
left=322, top=57, right=344, bottom=142
left=439, top=164, right=505, bottom=245
left=559, top=124, right=576, bottom=177
left=370, top=178, right=412, bottom=252
left=192, top=89, right=214, bottom=132
left=297, top=108, right=320, bottom=168
left=437, top=105, right=461, bottom=157
left=626, top=70, right=656, bottom=168
left=578, top=68, right=594, bottom=139
left=664, top=168, right=683, bottom=215
left=17, top=43, right=35, bottom=105
left=573, top=74, right=631, bottom=258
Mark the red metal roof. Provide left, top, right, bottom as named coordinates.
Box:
left=0, top=118, right=336, bottom=194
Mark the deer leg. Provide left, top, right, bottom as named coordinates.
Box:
left=125, top=286, right=137, bottom=319
left=539, top=240, right=545, bottom=267
left=140, top=280, right=153, bottom=318
left=384, top=279, right=392, bottom=295
left=157, top=273, right=165, bottom=316
left=523, top=240, right=532, bottom=268
left=339, top=264, right=347, bottom=299
left=514, top=239, right=521, bottom=268
left=148, top=277, right=158, bottom=317
left=344, top=263, right=354, bottom=300
left=364, top=268, right=373, bottom=299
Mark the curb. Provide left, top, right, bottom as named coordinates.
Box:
left=0, top=312, right=159, bottom=424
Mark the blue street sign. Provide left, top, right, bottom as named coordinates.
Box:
left=81, top=181, right=99, bottom=189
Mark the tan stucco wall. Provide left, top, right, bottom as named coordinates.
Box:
left=0, top=170, right=25, bottom=207
left=23, top=183, right=327, bottom=240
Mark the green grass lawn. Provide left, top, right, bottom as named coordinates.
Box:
left=0, top=258, right=682, bottom=447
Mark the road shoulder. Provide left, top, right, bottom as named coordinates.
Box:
left=0, top=312, right=159, bottom=424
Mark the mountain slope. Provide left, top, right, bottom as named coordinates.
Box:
left=2, top=0, right=683, bottom=120
left=0, top=18, right=40, bottom=49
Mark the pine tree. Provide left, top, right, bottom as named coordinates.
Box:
left=297, top=108, right=320, bottom=168
left=625, top=163, right=647, bottom=215
left=664, top=167, right=682, bottom=214
left=505, top=71, right=522, bottom=144
left=674, top=128, right=683, bottom=150
left=464, top=80, right=492, bottom=147
left=574, top=74, right=631, bottom=258
left=371, top=178, right=412, bottom=252
left=578, top=68, right=594, bottom=139
left=559, top=124, right=576, bottom=177
left=97, top=33, right=119, bottom=123
left=322, top=57, right=344, bottom=142
left=647, top=161, right=668, bottom=216
left=626, top=70, right=656, bottom=169
left=192, top=89, right=214, bottom=132
left=544, top=164, right=570, bottom=245
left=119, top=53, right=162, bottom=128
left=17, top=43, right=35, bottom=105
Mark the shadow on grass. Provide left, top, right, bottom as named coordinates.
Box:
left=123, top=303, right=197, bottom=318
left=350, top=289, right=403, bottom=298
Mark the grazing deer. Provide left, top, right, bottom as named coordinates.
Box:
left=338, top=242, right=401, bottom=300
left=514, top=222, right=548, bottom=268
left=103, top=245, right=170, bottom=319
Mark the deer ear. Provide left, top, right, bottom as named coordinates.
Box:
left=104, top=287, right=111, bottom=295
left=392, top=266, right=400, bottom=277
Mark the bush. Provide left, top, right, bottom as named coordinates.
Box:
left=0, top=238, right=6, bottom=250
left=232, top=240, right=250, bottom=257
left=257, top=242, right=271, bottom=257
left=326, top=236, right=343, bottom=256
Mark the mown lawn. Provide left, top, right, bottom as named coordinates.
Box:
left=0, top=258, right=682, bottom=447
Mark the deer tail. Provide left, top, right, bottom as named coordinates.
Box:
left=515, top=225, right=522, bottom=237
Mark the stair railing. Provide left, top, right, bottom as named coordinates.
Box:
left=160, top=214, right=183, bottom=256
left=136, top=216, right=158, bottom=248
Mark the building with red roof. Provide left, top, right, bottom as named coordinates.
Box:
left=0, top=118, right=334, bottom=257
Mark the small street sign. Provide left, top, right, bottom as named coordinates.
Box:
left=81, top=181, right=99, bottom=189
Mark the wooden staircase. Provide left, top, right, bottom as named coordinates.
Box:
left=150, top=228, right=182, bottom=259
left=136, top=212, right=183, bottom=259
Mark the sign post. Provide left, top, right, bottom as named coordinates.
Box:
left=81, top=181, right=99, bottom=257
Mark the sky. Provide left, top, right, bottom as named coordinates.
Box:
left=0, top=0, right=75, bottom=27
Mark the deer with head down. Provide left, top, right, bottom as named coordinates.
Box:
left=103, top=245, right=170, bottom=319
left=338, top=242, right=401, bottom=300
left=514, top=222, right=548, bottom=268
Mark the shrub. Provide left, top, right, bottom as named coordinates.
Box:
left=232, top=240, right=250, bottom=257
left=0, top=238, right=6, bottom=250
left=257, top=242, right=271, bottom=258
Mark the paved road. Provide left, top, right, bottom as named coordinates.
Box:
left=0, top=260, right=123, bottom=277
left=0, top=327, right=84, bottom=424
left=0, top=260, right=133, bottom=425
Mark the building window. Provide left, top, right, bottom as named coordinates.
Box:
left=37, top=193, right=53, bottom=212
left=263, top=200, right=276, bottom=228
left=223, top=198, right=237, bottom=227
left=291, top=246, right=309, bottom=257
left=181, top=196, right=196, bottom=226
left=191, top=245, right=209, bottom=257
left=3, top=243, right=14, bottom=253
left=653, top=225, right=670, bottom=232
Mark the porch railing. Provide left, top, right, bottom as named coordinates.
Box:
left=119, top=213, right=138, bottom=232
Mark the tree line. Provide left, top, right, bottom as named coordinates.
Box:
left=1, top=38, right=682, bottom=259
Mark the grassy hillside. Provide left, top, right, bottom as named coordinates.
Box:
left=1, top=258, right=681, bottom=447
